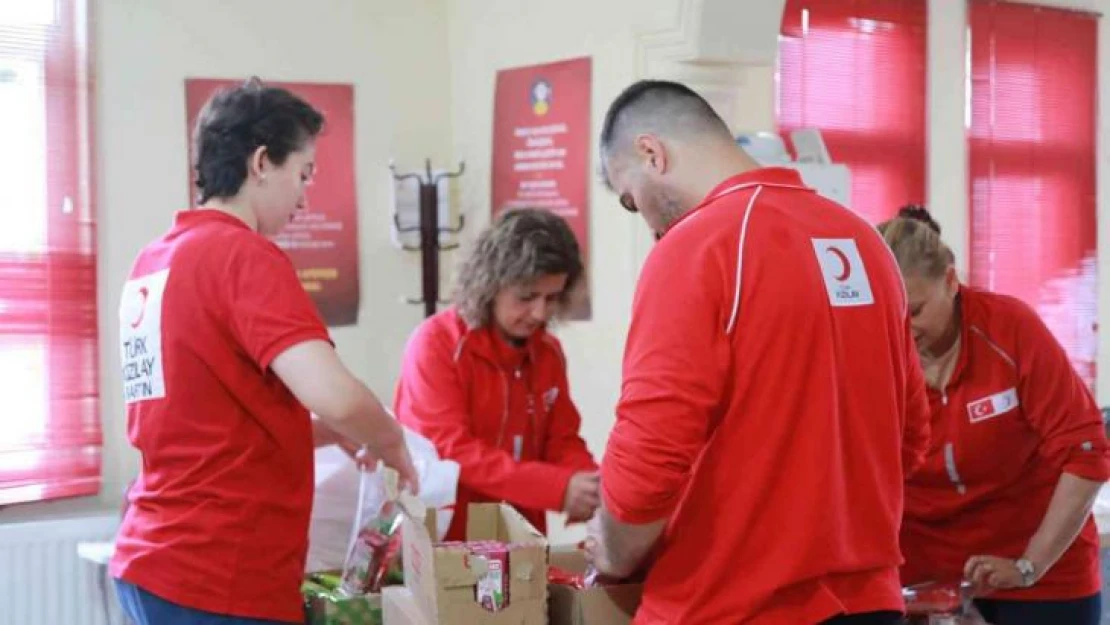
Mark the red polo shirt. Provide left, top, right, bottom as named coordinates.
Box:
left=901, top=286, right=1110, bottom=600
left=110, top=210, right=330, bottom=623
left=601, top=168, right=931, bottom=625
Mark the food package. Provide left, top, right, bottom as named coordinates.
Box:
left=438, top=540, right=513, bottom=612
left=302, top=571, right=383, bottom=625
left=902, top=581, right=992, bottom=625
left=308, top=426, right=460, bottom=573
left=547, top=565, right=587, bottom=590
left=339, top=467, right=403, bottom=596
left=472, top=542, right=511, bottom=612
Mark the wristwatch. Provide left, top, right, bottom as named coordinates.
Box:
left=1015, top=558, right=1037, bottom=587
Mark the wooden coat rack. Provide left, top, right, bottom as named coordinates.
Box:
left=391, top=159, right=466, bottom=318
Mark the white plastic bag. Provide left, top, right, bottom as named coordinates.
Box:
left=306, top=427, right=459, bottom=572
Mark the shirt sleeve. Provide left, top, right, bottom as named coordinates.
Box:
left=541, top=342, right=598, bottom=471
left=1014, top=301, right=1110, bottom=481
left=223, top=237, right=331, bottom=370
left=902, top=317, right=931, bottom=478
left=396, top=321, right=575, bottom=512
left=601, top=239, right=730, bottom=525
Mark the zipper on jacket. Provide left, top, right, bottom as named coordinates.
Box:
left=943, top=442, right=967, bottom=495
left=495, top=370, right=511, bottom=450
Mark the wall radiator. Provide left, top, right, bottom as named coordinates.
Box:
left=0, top=514, right=119, bottom=625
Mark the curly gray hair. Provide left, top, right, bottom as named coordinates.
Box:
left=453, top=208, right=584, bottom=328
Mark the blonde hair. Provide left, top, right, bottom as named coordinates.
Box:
left=876, top=205, right=955, bottom=280
left=453, top=208, right=584, bottom=328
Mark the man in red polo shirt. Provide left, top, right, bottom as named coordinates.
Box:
left=587, top=80, right=931, bottom=625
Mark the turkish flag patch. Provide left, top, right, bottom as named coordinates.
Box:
left=966, top=388, right=1020, bottom=423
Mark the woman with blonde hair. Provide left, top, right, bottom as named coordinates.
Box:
left=394, top=208, right=598, bottom=540
left=879, top=205, right=1108, bottom=625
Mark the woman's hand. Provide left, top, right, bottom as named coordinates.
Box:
left=964, top=555, right=1032, bottom=591
left=563, top=471, right=601, bottom=523
left=336, top=438, right=378, bottom=470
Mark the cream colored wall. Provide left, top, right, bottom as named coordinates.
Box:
left=444, top=0, right=683, bottom=543
left=0, top=0, right=452, bottom=522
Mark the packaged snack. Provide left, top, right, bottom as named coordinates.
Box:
left=340, top=470, right=404, bottom=596
left=547, top=565, right=587, bottom=590
left=470, top=541, right=510, bottom=612
left=903, top=581, right=992, bottom=625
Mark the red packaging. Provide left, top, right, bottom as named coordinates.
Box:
left=547, top=565, right=586, bottom=589
left=903, top=581, right=971, bottom=615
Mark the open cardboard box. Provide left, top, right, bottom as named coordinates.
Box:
left=547, top=547, right=643, bottom=625
left=399, top=495, right=548, bottom=625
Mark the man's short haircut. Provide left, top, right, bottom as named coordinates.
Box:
left=599, top=80, right=732, bottom=159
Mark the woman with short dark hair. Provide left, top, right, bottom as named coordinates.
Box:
left=110, top=79, right=417, bottom=625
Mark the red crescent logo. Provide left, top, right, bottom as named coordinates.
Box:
left=826, top=246, right=851, bottom=281
left=129, top=287, right=149, bottom=329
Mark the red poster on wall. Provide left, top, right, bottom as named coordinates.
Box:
left=491, top=57, right=592, bottom=319
left=184, top=78, right=360, bottom=327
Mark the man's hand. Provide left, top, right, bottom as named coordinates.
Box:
left=563, top=471, right=600, bottom=523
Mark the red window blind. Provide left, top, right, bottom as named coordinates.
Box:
left=778, top=0, right=927, bottom=224
left=968, top=1, right=1098, bottom=390
left=0, top=0, right=100, bottom=506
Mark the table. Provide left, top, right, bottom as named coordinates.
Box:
left=76, top=541, right=126, bottom=625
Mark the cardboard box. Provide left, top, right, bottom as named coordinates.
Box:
left=400, top=497, right=548, bottom=625
left=547, top=547, right=642, bottom=625
left=382, top=587, right=430, bottom=625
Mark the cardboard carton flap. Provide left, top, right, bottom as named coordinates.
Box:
left=431, top=549, right=482, bottom=588
left=466, top=502, right=545, bottom=544
left=508, top=546, right=546, bottom=600
left=549, top=546, right=588, bottom=574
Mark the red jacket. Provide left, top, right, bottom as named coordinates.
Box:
left=394, top=307, right=597, bottom=540
left=601, top=168, right=931, bottom=625
left=901, top=286, right=1110, bottom=600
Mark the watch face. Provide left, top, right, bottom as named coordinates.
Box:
left=1016, top=559, right=1036, bottom=586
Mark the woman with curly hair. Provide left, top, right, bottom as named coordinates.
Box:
left=394, top=208, right=598, bottom=540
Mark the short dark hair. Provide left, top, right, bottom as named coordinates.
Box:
left=454, top=208, right=584, bottom=328
left=192, top=78, right=324, bottom=203
left=599, top=80, right=730, bottom=158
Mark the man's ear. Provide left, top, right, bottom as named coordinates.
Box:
left=634, top=134, right=668, bottom=175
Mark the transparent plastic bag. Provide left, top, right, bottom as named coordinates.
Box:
left=338, top=467, right=403, bottom=596
left=307, top=427, right=460, bottom=572
left=903, top=581, right=993, bottom=625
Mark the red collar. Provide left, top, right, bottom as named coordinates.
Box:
left=174, top=208, right=253, bottom=231
left=665, top=167, right=813, bottom=236
left=452, top=309, right=545, bottom=370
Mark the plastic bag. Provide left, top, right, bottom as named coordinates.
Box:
left=903, top=581, right=994, bottom=625
left=339, top=467, right=403, bottom=595
left=306, top=427, right=460, bottom=572
left=548, top=565, right=587, bottom=589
